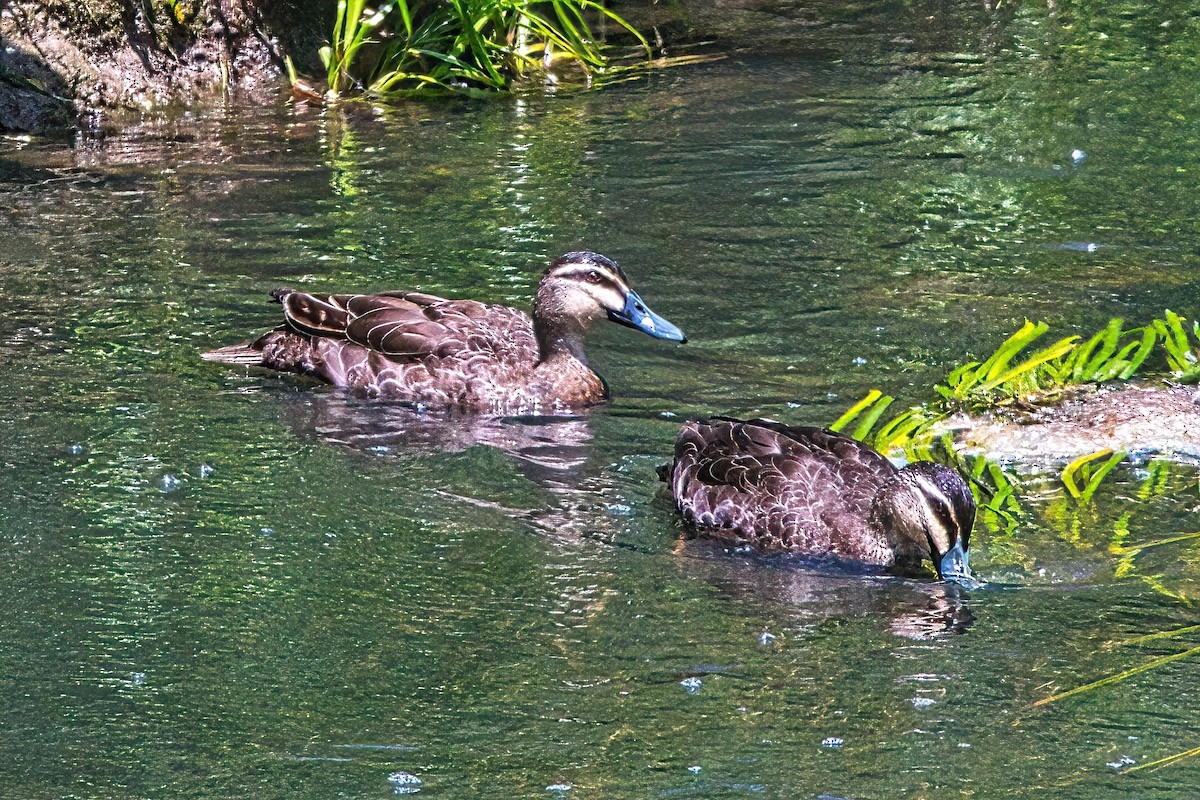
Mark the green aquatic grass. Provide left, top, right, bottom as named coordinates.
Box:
left=1153, top=309, right=1200, bottom=383
left=1030, top=644, right=1200, bottom=708
left=832, top=311, right=1200, bottom=504
left=318, top=0, right=651, bottom=99
left=1061, top=449, right=1126, bottom=502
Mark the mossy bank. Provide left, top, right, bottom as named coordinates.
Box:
left=0, top=0, right=333, bottom=134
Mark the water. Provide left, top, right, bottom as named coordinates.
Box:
left=3, top=0, right=1200, bottom=796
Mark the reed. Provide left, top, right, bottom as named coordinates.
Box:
left=318, top=0, right=651, bottom=99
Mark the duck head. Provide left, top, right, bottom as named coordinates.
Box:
left=533, top=251, right=686, bottom=355
left=874, top=462, right=976, bottom=584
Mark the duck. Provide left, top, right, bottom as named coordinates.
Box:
left=666, top=417, right=975, bottom=582
left=202, top=251, right=686, bottom=413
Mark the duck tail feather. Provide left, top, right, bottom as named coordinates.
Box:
left=201, top=342, right=264, bottom=365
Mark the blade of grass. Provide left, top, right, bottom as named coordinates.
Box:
left=1062, top=449, right=1113, bottom=500
left=1109, top=530, right=1200, bottom=556
left=1079, top=449, right=1125, bottom=502
left=1123, top=743, right=1200, bottom=773
left=851, top=395, right=894, bottom=442
left=1117, top=624, right=1200, bottom=647
left=829, top=390, right=884, bottom=433
left=1031, top=645, right=1200, bottom=708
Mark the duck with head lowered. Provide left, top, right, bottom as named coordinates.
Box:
left=666, top=417, right=976, bottom=583
left=203, top=251, right=686, bottom=414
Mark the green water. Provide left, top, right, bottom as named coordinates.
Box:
left=4, top=0, right=1200, bottom=796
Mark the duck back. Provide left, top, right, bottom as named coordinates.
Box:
left=670, top=418, right=901, bottom=564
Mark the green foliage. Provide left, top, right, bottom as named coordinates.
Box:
left=1061, top=448, right=1125, bottom=502
left=318, top=0, right=650, bottom=99
left=828, top=389, right=935, bottom=457
left=935, top=320, right=1080, bottom=404
left=933, top=317, right=1157, bottom=408
left=1153, top=310, right=1200, bottom=383
left=830, top=311, right=1200, bottom=528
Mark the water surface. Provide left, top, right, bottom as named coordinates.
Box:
left=3, top=0, right=1200, bottom=796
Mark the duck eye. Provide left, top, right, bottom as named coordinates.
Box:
left=585, top=270, right=602, bottom=284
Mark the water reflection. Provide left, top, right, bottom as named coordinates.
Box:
left=276, top=391, right=596, bottom=485
left=273, top=389, right=648, bottom=553
left=673, top=538, right=975, bottom=639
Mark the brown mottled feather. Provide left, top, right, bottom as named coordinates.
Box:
left=207, top=289, right=593, bottom=412
left=670, top=418, right=918, bottom=567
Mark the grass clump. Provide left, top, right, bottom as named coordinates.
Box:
left=317, top=0, right=651, bottom=99
left=829, top=310, right=1200, bottom=529
left=832, top=310, right=1200, bottom=462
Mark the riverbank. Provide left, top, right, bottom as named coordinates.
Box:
left=0, top=0, right=331, bottom=134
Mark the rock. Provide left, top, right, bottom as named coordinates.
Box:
left=0, top=0, right=333, bottom=133
left=945, top=383, right=1200, bottom=465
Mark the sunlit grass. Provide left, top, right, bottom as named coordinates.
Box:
left=1154, top=309, right=1200, bottom=383
left=832, top=311, right=1200, bottom=502
left=1061, top=448, right=1125, bottom=502
left=1030, top=644, right=1200, bottom=708
left=316, top=0, right=655, bottom=99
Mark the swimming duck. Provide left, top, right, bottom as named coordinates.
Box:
left=203, top=251, right=685, bottom=413
left=667, top=417, right=975, bottom=581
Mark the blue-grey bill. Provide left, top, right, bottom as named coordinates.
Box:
left=938, top=541, right=980, bottom=587
left=607, top=290, right=687, bottom=343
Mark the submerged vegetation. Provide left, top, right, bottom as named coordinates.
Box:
left=318, top=0, right=651, bottom=98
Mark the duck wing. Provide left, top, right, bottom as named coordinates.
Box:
left=280, top=290, right=537, bottom=364
left=671, top=417, right=899, bottom=555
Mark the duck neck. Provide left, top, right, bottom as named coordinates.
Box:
left=869, top=475, right=933, bottom=563
left=534, top=306, right=590, bottom=366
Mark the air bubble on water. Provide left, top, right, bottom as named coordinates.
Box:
left=388, top=771, right=422, bottom=794
left=260, top=527, right=274, bottom=536
left=1070, top=149, right=1087, bottom=164
left=607, top=503, right=633, bottom=516
left=910, top=697, right=936, bottom=709
left=157, top=474, right=181, bottom=493
left=958, top=742, right=972, bottom=748
left=198, top=464, right=215, bottom=478
left=821, top=737, right=844, bottom=749
left=131, top=672, right=146, bottom=686
left=67, top=443, right=85, bottom=455
left=681, top=677, right=702, bottom=694
left=546, top=784, right=572, bottom=793
left=852, top=356, right=867, bottom=366
left=758, top=632, right=777, bottom=646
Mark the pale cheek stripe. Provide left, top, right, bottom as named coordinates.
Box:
left=913, top=474, right=958, bottom=546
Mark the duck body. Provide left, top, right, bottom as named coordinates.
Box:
left=203, top=252, right=685, bottom=414
left=668, top=417, right=975, bottom=581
